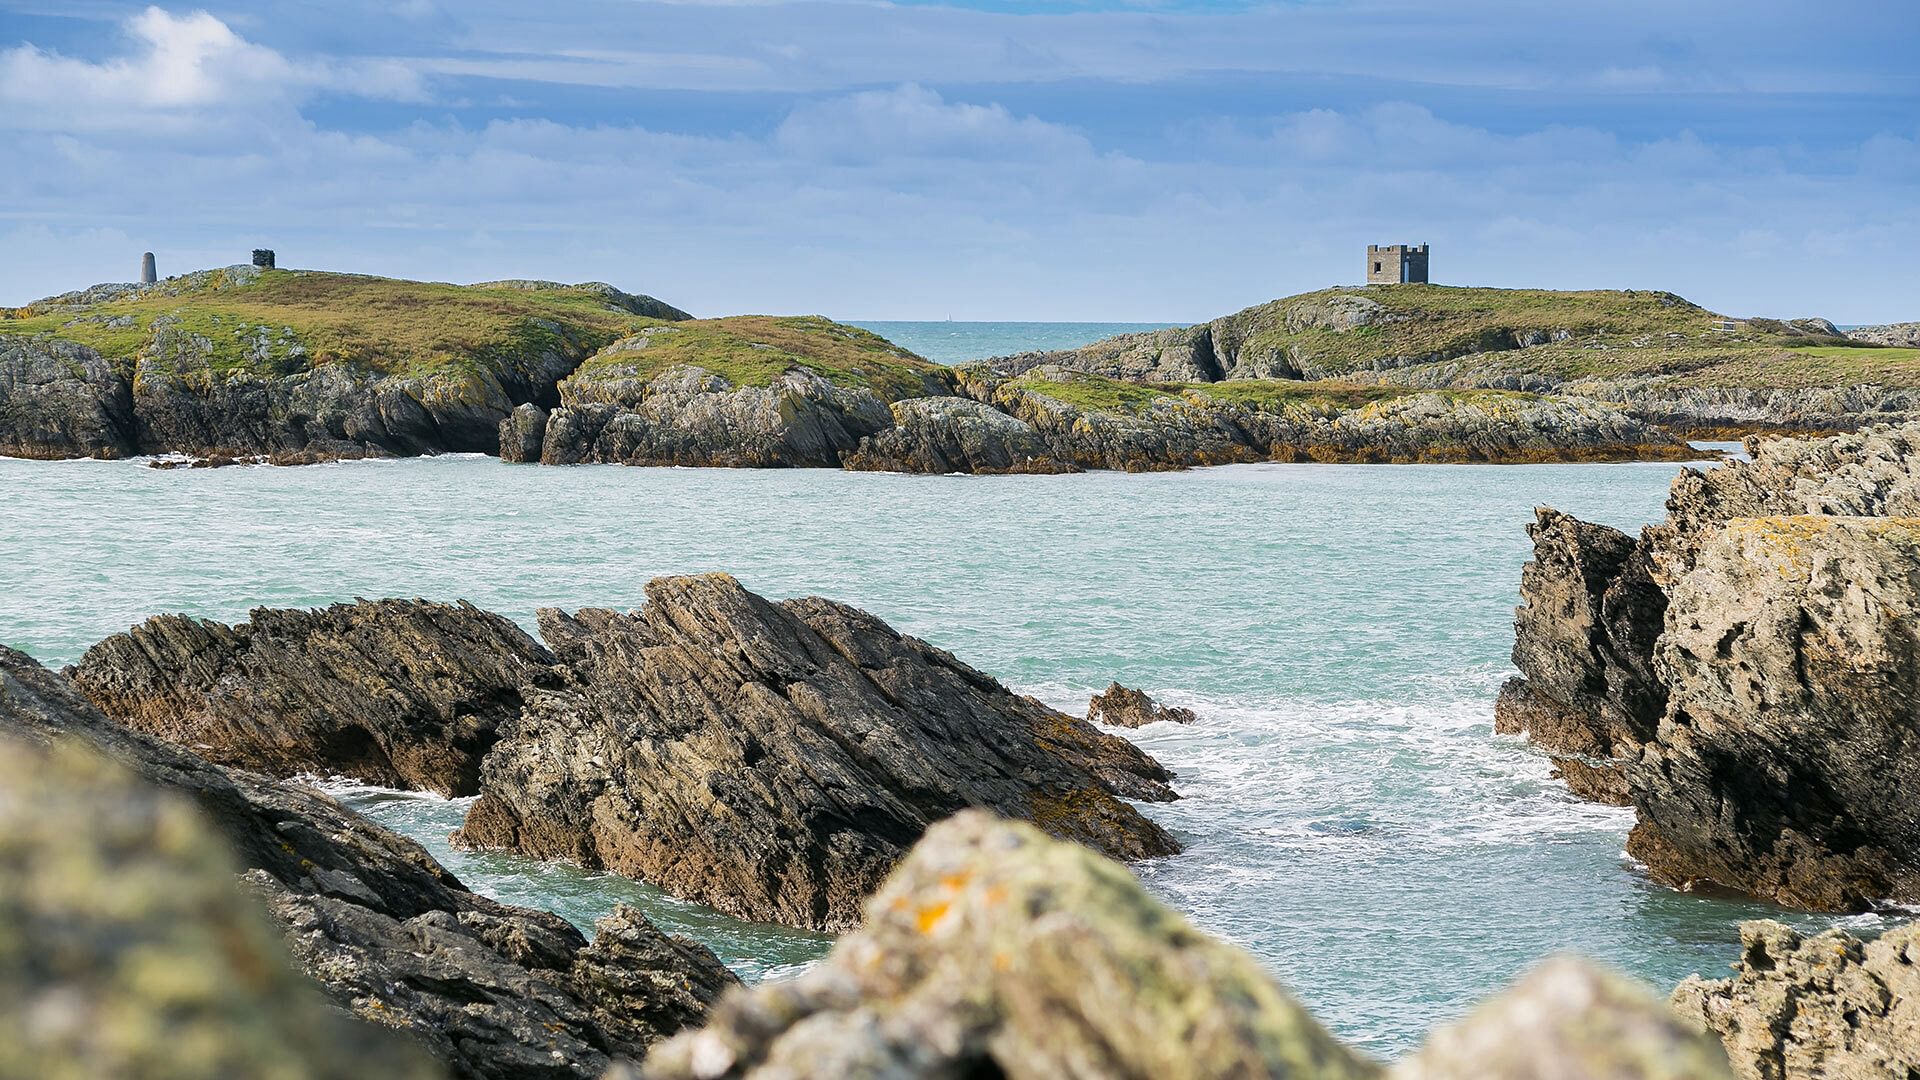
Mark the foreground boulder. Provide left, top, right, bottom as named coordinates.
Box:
left=645, top=811, right=1735, bottom=1080
left=1, top=645, right=736, bottom=1079
left=455, top=574, right=1179, bottom=932
left=69, top=600, right=559, bottom=796
left=1501, top=424, right=1920, bottom=910
left=0, top=734, right=441, bottom=1079
left=1087, top=682, right=1198, bottom=728
left=1672, top=920, right=1920, bottom=1080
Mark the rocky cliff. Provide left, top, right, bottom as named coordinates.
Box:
left=1502, top=424, right=1920, bottom=910
left=455, top=574, right=1178, bottom=932
left=645, top=810, right=1738, bottom=1080
left=0, top=644, right=736, bottom=1079
left=69, top=599, right=560, bottom=797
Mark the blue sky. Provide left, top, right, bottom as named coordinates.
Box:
left=0, top=1, right=1914, bottom=321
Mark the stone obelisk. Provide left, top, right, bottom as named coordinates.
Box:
left=140, top=252, right=157, bottom=284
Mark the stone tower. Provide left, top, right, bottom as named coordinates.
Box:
left=140, top=252, right=156, bottom=284
left=252, top=248, right=276, bottom=270
left=1367, top=244, right=1429, bottom=284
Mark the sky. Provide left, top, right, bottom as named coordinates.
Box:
left=0, top=1, right=1915, bottom=321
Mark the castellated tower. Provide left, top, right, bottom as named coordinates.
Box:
left=1366, top=244, right=1429, bottom=284
left=140, top=252, right=156, bottom=284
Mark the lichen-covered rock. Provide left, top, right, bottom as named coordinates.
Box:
left=1, top=644, right=736, bottom=1080
left=0, top=734, right=442, bottom=1080
left=842, top=396, right=1075, bottom=474
left=69, top=599, right=561, bottom=797
left=1629, top=517, right=1920, bottom=910
left=1671, top=920, right=1920, bottom=1080
left=0, top=336, right=136, bottom=459
left=455, top=574, right=1179, bottom=932
left=1394, top=957, right=1735, bottom=1080
left=1087, top=682, right=1197, bottom=728
left=642, top=810, right=1377, bottom=1080
left=502, top=402, right=550, bottom=463
left=1850, top=323, right=1920, bottom=349
left=1496, top=508, right=1668, bottom=805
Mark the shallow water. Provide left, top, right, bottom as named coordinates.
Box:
left=0, top=452, right=1881, bottom=1054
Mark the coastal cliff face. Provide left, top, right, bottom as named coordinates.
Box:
left=0, top=644, right=736, bottom=1079
left=1502, top=424, right=1920, bottom=910
left=455, top=574, right=1179, bottom=932
left=68, top=600, right=560, bottom=797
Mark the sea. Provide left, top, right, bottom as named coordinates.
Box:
left=0, top=322, right=1880, bottom=1057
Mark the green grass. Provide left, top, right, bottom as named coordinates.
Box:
left=568, top=315, right=947, bottom=401
left=1006, top=368, right=1541, bottom=416
left=1001, top=370, right=1180, bottom=412
left=0, top=269, right=661, bottom=380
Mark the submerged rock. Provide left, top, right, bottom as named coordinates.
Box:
left=1672, top=920, right=1920, bottom=1080
left=0, top=734, right=441, bottom=1080
left=1, top=644, right=737, bottom=1079
left=455, top=574, right=1179, bottom=932
left=642, top=810, right=1377, bottom=1080
left=1087, top=682, right=1197, bottom=728
left=69, top=599, right=560, bottom=797
left=1501, top=423, right=1920, bottom=910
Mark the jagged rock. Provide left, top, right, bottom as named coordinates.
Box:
left=454, top=574, right=1179, bottom=932
left=1087, top=682, right=1197, bottom=729
left=69, top=600, right=561, bottom=797
left=1630, top=517, right=1920, bottom=909
left=1850, top=323, right=1920, bottom=349
left=0, top=733, right=442, bottom=1080
left=502, top=402, right=550, bottom=463
left=0, top=336, right=136, bottom=458
left=1, top=645, right=736, bottom=1079
left=1496, top=509, right=1668, bottom=805
left=1394, top=957, right=1735, bottom=1079
left=842, top=396, right=1075, bottom=474
left=641, top=810, right=1377, bottom=1080
left=1671, top=920, right=1920, bottom=1080
left=1501, top=424, right=1920, bottom=910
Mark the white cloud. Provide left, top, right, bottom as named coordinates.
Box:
left=0, top=6, right=423, bottom=131
left=775, top=84, right=1095, bottom=162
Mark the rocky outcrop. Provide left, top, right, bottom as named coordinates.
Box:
left=0, top=732, right=442, bottom=1080
left=645, top=810, right=1735, bottom=1080
left=70, top=600, right=560, bottom=797
left=1672, top=920, right=1920, bottom=1080
left=841, top=396, right=1075, bottom=474
left=1502, top=424, right=1920, bottom=910
left=1631, top=517, right=1920, bottom=910
left=501, top=402, right=550, bottom=463
left=0, top=336, right=137, bottom=458
left=1087, top=682, right=1197, bottom=728
left=455, top=574, right=1179, bottom=932
left=1, top=644, right=736, bottom=1079
left=1849, top=323, right=1920, bottom=349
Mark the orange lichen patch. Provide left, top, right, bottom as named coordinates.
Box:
left=916, top=901, right=952, bottom=933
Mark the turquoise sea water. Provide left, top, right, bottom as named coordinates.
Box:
left=0, top=448, right=1881, bottom=1055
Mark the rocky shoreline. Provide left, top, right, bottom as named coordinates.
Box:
left=1499, top=423, right=1920, bottom=912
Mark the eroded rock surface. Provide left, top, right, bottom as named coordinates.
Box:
left=1672, top=920, right=1920, bottom=1080
left=1502, top=424, right=1920, bottom=910
left=455, top=574, right=1179, bottom=931
left=1, top=644, right=736, bottom=1080
left=70, top=599, right=560, bottom=796
left=642, top=811, right=1376, bottom=1080
left=0, top=336, right=136, bottom=459
left=842, top=396, right=1074, bottom=474
left=0, top=733, right=442, bottom=1080
left=1087, top=682, right=1197, bottom=729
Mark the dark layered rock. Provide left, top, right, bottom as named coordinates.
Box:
left=842, top=396, right=1076, bottom=474
left=0, top=733, right=442, bottom=1080
left=0, top=336, right=137, bottom=459
left=1501, top=424, right=1920, bottom=910
left=69, top=600, right=560, bottom=797
left=1, top=645, right=736, bottom=1079
left=646, top=810, right=1734, bottom=1080
left=455, top=574, right=1179, bottom=932
left=1496, top=509, right=1668, bottom=804
left=1087, top=682, right=1197, bottom=729
left=1672, top=920, right=1920, bottom=1080
left=1631, top=517, right=1920, bottom=910
left=502, top=403, right=550, bottom=463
